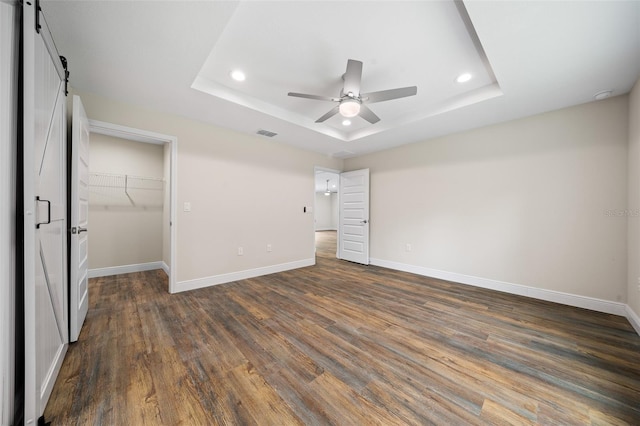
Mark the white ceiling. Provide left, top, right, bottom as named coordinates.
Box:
left=41, top=1, right=640, bottom=158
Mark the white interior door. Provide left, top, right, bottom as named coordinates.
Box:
left=338, top=169, right=370, bottom=265
left=70, top=95, right=90, bottom=342
left=23, top=4, right=68, bottom=422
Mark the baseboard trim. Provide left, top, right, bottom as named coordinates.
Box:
left=40, top=343, right=67, bottom=416
left=315, top=228, right=337, bottom=232
left=88, top=261, right=165, bottom=278
left=626, top=305, right=640, bottom=335
left=161, top=261, right=169, bottom=276
left=176, top=258, right=316, bottom=293
left=369, top=258, right=628, bottom=318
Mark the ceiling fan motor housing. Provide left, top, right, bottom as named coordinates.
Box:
left=288, top=59, right=417, bottom=124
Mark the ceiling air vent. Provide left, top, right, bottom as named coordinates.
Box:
left=256, top=129, right=278, bottom=138
left=331, top=150, right=355, bottom=159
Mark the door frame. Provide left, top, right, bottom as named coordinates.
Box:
left=0, top=1, right=18, bottom=422
left=88, top=119, right=178, bottom=293
left=314, top=166, right=341, bottom=258
left=0, top=2, right=18, bottom=424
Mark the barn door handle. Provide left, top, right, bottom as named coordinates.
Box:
left=36, top=196, right=51, bottom=229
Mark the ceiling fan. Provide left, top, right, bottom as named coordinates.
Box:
left=288, top=59, right=417, bottom=124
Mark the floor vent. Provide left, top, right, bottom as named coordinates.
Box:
left=257, top=129, right=278, bottom=138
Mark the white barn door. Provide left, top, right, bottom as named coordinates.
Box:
left=338, top=169, right=370, bottom=265
left=23, top=4, right=68, bottom=423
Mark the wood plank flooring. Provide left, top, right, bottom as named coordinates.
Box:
left=44, top=231, right=640, bottom=424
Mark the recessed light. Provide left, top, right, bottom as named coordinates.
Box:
left=594, top=90, right=613, bottom=101
left=342, top=119, right=352, bottom=126
left=230, top=70, right=246, bottom=82
left=456, top=73, right=472, bottom=83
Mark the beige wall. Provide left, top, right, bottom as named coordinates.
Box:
left=77, top=86, right=639, bottom=321
left=89, top=133, right=165, bottom=269
left=77, top=91, right=343, bottom=285
left=346, top=96, right=629, bottom=303
left=628, top=80, right=640, bottom=319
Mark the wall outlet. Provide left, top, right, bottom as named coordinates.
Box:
left=183, top=202, right=191, bottom=212
left=237, top=247, right=243, bottom=256
left=405, top=243, right=412, bottom=252
left=267, top=244, right=272, bottom=252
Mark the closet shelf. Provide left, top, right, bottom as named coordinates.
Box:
left=89, top=172, right=164, bottom=207
left=89, top=172, right=164, bottom=190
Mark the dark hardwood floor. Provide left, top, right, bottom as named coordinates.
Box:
left=45, top=231, right=640, bottom=424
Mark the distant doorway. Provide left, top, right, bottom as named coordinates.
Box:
left=314, top=167, right=340, bottom=260
left=314, top=170, right=339, bottom=232
left=315, top=230, right=337, bottom=259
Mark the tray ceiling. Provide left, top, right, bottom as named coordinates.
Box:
left=41, top=1, right=640, bottom=158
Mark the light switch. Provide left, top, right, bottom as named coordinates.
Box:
left=183, top=202, right=191, bottom=212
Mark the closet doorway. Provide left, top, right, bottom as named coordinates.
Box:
left=88, top=121, right=177, bottom=292
left=314, top=168, right=339, bottom=259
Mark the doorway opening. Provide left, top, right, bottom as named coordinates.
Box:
left=314, top=167, right=340, bottom=260
left=88, top=120, right=177, bottom=293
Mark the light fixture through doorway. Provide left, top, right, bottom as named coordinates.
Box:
left=324, top=179, right=331, bottom=196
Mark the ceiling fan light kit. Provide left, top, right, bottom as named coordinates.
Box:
left=339, top=99, right=361, bottom=117
left=288, top=59, right=417, bottom=125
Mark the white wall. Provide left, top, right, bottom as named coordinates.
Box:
left=345, top=96, right=629, bottom=307
left=163, top=142, right=171, bottom=271
left=332, top=192, right=339, bottom=230
left=76, top=91, right=343, bottom=290
left=0, top=2, right=18, bottom=423
left=88, top=133, right=165, bottom=269
left=628, top=79, right=640, bottom=329
left=315, top=192, right=338, bottom=231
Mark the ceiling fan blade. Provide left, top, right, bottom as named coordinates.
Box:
left=361, top=86, right=417, bottom=104
left=343, top=59, right=363, bottom=96
left=315, top=105, right=340, bottom=123
left=288, top=92, right=339, bottom=102
left=358, top=104, right=380, bottom=124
